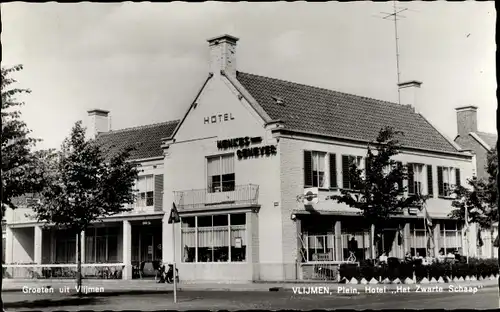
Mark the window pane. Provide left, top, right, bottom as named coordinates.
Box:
left=181, top=217, right=196, bottom=228
left=146, top=191, right=154, bottom=206
left=231, top=223, right=246, bottom=262
left=207, top=157, right=221, bottom=176
left=137, top=177, right=146, bottom=192
left=197, top=216, right=212, bottom=227
left=230, top=213, right=246, bottom=226
left=221, top=154, right=234, bottom=175
left=221, top=173, right=235, bottom=191
left=146, top=176, right=154, bottom=192
left=213, top=214, right=228, bottom=226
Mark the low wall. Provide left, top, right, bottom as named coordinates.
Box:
left=177, top=262, right=253, bottom=282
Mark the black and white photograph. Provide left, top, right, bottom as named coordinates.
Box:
left=1, top=1, right=498, bottom=310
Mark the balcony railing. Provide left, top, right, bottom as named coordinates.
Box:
left=174, top=184, right=259, bottom=210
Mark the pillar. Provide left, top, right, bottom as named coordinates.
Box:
left=81, top=230, right=86, bottom=263
left=5, top=226, right=13, bottom=264
left=122, top=220, right=132, bottom=279
left=433, top=222, right=440, bottom=257
left=162, top=215, right=173, bottom=264
left=370, top=224, right=376, bottom=259
left=334, top=220, right=342, bottom=261
left=403, top=222, right=410, bottom=256
left=34, top=225, right=42, bottom=264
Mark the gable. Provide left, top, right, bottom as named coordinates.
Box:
left=236, top=71, right=460, bottom=154
left=173, top=75, right=268, bottom=143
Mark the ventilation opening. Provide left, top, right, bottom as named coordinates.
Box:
left=271, top=96, right=285, bottom=106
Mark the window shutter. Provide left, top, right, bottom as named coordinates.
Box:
left=329, top=153, right=337, bottom=188
left=455, top=168, right=461, bottom=187
left=304, top=151, right=313, bottom=187
left=154, top=174, right=164, bottom=212
left=427, top=165, right=434, bottom=197
left=396, top=161, right=403, bottom=193
left=437, top=166, right=444, bottom=196
left=407, top=163, right=415, bottom=195
left=342, top=155, right=350, bottom=189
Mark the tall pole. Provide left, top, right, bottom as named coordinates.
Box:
left=393, top=0, right=402, bottom=104
left=465, top=203, right=469, bottom=264
left=172, top=223, right=177, bottom=303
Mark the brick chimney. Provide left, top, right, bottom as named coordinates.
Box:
left=207, top=34, right=239, bottom=77
left=455, top=105, right=478, bottom=137
left=398, top=80, right=422, bottom=110
left=87, top=109, right=110, bottom=139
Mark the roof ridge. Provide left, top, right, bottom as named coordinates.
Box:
left=476, top=131, right=497, bottom=137
left=237, top=71, right=404, bottom=109
left=99, top=119, right=180, bottom=136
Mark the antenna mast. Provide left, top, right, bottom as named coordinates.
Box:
left=374, top=1, right=416, bottom=104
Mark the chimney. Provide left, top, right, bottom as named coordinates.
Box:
left=455, top=105, right=478, bottom=137
left=398, top=80, right=422, bottom=110
left=207, top=34, right=239, bottom=77
left=87, top=109, right=110, bottom=139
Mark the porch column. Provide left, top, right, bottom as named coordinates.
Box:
left=34, top=225, right=42, bottom=264
left=122, top=220, right=132, bottom=279
left=433, top=222, right=440, bottom=257
left=370, top=224, right=376, bottom=259
left=403, top=222, right=410, bottom=255
left=5, top=226, right=13, bottom=264
left=80, top=230, right=85, bottom=264
left=334, top=220, right=342, bottom=261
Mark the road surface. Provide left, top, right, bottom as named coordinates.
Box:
left=3, top=287, right=498, bottom=311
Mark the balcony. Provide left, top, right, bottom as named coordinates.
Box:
left=174, top=184, right=259, bottom=211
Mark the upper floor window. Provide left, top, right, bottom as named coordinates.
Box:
left=207, top=154, right=235, bottom=193
left=136, top=175, right=154, bottom=206
left=304, top=151, right=339, bottom=189
left=342, top=155, right=363, bottom=190
left=408, top=163, right=425, bottom=195
left=437, top=166, right=460, bottom=197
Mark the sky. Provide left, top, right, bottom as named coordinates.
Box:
left=2, top=2, right=496, bottom=151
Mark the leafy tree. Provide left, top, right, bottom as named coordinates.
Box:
left=30, top=121, right=139, bottom=296
left=328, top=126, right=427, bottom=258
left=450, top=144, right=498, bottom=256
left=1, top=65, right=49, bottom=308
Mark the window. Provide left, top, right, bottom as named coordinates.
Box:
left=341, top=228, right=370, bottom=262
left=180, top=213, right=247, bottom=263
left=438, top=221, right=462, bottom=255
left=207, top=155, right=235, bottom=193
left=342, top=155, right=363, bottom=189
left=304, top=151, right=326, bottom=188
left=55, top=231, right=76, bottom=264
left=408, top=163, right=425, bottom=195
left=307, top=235, right=334, bottom=261
left=410, top=222, right=428, bottom=257
left=85, top=227, right=119, bottom=263
left=136, top=175, right=154, bottom=206
left=437, top=167, right=460, bottom=197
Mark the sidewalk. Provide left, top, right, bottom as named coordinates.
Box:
left=3, top=278, right=498, bottom=293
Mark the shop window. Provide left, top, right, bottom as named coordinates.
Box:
left=85, top=227, right=120, bottom=263
left=410, top=222, right=428, bottom=257
left=438, top=221, right=462, bottom=255
left=181, top=213, right=247, bottom=263
left=55, top=231, right=76, bottom=264
left=207, top=155, right=235, bottom=193
left=230, top=213, right=246, bottom=262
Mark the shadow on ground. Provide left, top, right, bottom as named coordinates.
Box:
left=4, top=297, right=101, bottom=309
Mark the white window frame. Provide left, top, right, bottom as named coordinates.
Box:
left=439, top=221, right=462, bottom=253
left=136, top=175, right=154, bottom=207
left=207, top=154, right=235, bottom=193
left=304, top=233, right=335, bottom=262
left=442, top=167, right=456, bottom=197
left=180, top=213, right=247, bottom=263
left=312, top=151, right=327, bottom=189
left=410, top=163, right=426, bottom=195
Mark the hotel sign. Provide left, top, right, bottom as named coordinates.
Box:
left=204, top=113, right=235, bottom=124
left=217, top=136, right=277, bottom=159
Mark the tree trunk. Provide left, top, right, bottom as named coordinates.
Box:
left=76, top=231, right=82, bottom=297
left=1, top=225, right=4, bottom=311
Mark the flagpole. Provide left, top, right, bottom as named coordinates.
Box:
left=465, top=204, right=469, bottom=264
left=172, top=216, right=177, bottom=303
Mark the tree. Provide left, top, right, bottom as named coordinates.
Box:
left=30, top=121, right=139, bottom=296
left=1, top=65, right=49, bottom=309
left=450, top=144, right=498, bottom=256
left=328, top=126, right=427, bottom=258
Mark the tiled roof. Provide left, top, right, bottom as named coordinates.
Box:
left=236, top=72, right=460, bottom=154
left=96, top=120, right=179, bottom=161
left=475, top=132, right=497, bottom=150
